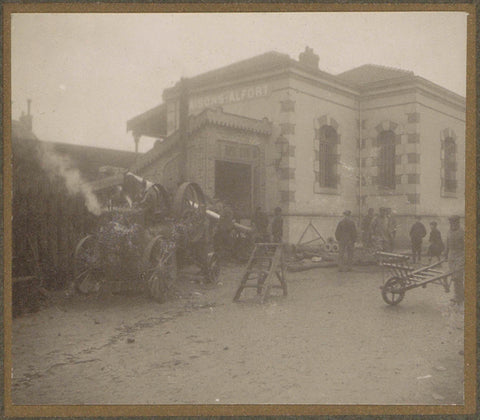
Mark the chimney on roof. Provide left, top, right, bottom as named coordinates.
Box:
left=298, top=47, right=319, bottom=70
left=19, top=99, right=33, bottom=132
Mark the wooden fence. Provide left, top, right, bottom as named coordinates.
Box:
left=13, top=138, right=98, bottom=290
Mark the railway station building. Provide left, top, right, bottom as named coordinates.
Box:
left=127, top=47, right=465, bottom=245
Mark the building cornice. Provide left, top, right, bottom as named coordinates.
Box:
left=163, top=60, right=360, bottom=102
left=413, top=76, right=465, bottom=105
left=188, top=108, right=272, bottom=136
left=359, top=79, right=465, bottom=114
left=288, top=69, right=359, bottom=99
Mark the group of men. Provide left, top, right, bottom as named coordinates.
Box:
left=361, top=207, right=397, bottom=252
left=408, top=214, right=464, bottom=304
left=136, top=180, right=465, bottom=304
left=335, top=207, right=398, bottom=272
left=336, top=208, right=465, bottom=304
left=213, top=204, right=284, bottom=259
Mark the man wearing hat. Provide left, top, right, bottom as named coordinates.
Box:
left=445, top=215, right=464, bottom=304
left=335, top=210, right=357, bottom=272
left=409, top=215, right=427, bottom=264
left=371, top=207, right=389, bottom=251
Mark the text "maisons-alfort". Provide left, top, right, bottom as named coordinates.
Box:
left=189, top=84, right=269, bottom=111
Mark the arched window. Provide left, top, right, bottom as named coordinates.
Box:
left=443, top=137, right=457, bottom=193
left=316, top=125, right=337, bottom=188
left=377, top=130, right=396, bottom=189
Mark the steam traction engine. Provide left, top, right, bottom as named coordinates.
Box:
left=73, top=174, right=221, bottom=302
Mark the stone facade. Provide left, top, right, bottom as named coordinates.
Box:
left=128, top=48, right=465, bottom=246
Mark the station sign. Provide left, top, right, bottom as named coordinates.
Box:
left=189, top=84, right=269, bottom=112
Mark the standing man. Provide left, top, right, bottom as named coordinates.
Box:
left=361, top=208, right=375, bottom=248
left=371, top=207, right=389, bottom=251
left=445, top=215, right=464, bottom=305
left=252, top=206, right=269, bottom=243
left=214, top=205, right=235, bottom=259
left=386, top=208, right=398, bottom=252
left=427, top=221, right=444, bottom=263
left=409, top=215, right=427, bottom=264
left=335, top=210, right=357, bottom=272
left=271, top=207, right=283, bottom=243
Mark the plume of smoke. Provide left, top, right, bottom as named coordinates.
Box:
left=36, top=143, right=102, bottom=216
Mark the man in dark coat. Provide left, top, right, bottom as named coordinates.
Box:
left=252, top=206, right=269, bottom=243
left=335, top=210, right=357, bottom=272
left=427, top=221, right=444, bottom=263
left=214, top=205, right=235, bottom=259
left=361, top=208, right=374, bottom=248
left=409, top=215, right=427, bottom=263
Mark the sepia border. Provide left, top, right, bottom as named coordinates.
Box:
left=2, top=2, right=477, bottom=417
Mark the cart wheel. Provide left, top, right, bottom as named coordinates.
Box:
left=173, top=182, right=207, bottom=243
left=205, top=252, right=220, bottom=284
left=173, top=182, right=205, bottom=214
left=73, top=235, right=103, bottom=295
left=381, top=277, right=406, bottom=305
left=144, top=236, right=177, bottom=303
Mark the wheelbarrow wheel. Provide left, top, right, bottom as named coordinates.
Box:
left=381, top=277, right=406, bottom=305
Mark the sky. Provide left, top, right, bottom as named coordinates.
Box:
left=11, top=12, right=467, bottom=153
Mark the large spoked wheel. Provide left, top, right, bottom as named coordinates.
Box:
left=153, top=183, right=172, bottom=219
left=205, top=252, right=220, bottom=284
left=143, top=235, right=177, bottom=303
left=73, top=235, right=103, bottom=295
left=381, top=277, right=406, bottom=305
left=173, top=182, right=207, bottom=243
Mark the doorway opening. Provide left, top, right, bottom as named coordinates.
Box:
left=215, top=160, right=252, bottom=218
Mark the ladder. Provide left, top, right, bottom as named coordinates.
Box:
left=233, top=243, right=287, bottom=303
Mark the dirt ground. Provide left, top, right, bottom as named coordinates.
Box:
left=11, top=262, right=464, bottom=406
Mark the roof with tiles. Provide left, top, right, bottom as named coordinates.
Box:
left=127, top=103, right=166, bottom=136
left=164, top=51, right=293, bottom=97
left=164, top=50, right=357, bottom=98
left=42, top=141, right=138, bottom=181
left=337, top=64, right=414, bottom=86
left=128, top=131, right=179, bottom=174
